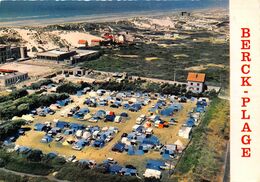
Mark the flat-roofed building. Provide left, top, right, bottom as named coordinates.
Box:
left=36, top=49, right=77, bottom=62
left=65, top=49, right=100, bottom=65
left=0, top=69, right=28, bottom=87
left=36, top=48, right=100, bottom=64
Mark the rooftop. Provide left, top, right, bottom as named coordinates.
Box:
left=37, top=49, right=76, bottom=58
left=187, top=72, right=206, bottom=82
left=0, top=71, right=27, bottom=80
left=78, top=40, right=88, bottom=45
left=0, top=69, right=18, bottom=73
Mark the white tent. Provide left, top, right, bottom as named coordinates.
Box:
left=143, top=169, right=161, bottom=179
left=84, top=113, right=92, bottom=120
left=50, top=104, right=60, bottom=111
left=178, top=127, right=192, bottom=139
left=76, top=130, right=83, bottom=138
left=82, top=131, right=91, bottom=140
left=174, top=139, right=185, bottom=151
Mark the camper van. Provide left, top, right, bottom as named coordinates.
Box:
left=136, top=114, right=146, bottom=124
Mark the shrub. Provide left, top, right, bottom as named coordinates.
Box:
left=56, top=82, right=81, bottom=94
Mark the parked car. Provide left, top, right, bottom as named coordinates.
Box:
left=105, top=135, right=113, bottom=143
left=72, top=145, right=83, bottom=151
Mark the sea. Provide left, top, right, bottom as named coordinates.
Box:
left=0, top=0, right=228, bottom=23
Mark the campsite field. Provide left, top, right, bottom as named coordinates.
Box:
left=16, top=93, right=196, bottom=174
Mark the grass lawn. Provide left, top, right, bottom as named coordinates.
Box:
left=80, top=31, right=229, bottom=87
left=173, top=98, right=229, bottom=182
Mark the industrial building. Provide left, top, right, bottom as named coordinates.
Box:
left=0, top=69, right=28, bottom=87
left=0, top=45, right=28, bottom=64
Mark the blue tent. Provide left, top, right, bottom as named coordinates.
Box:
left=109, top=165, right=123, bottom=174
left=127, top=132, right=136, bottom=140
left=50, top=127, right=61, bottom=134
left=191, top=97, right=196, bottom=101
left=69, top=123, right=84, bottom=130
left=197, top=100, right=207, bottom=107
left=84, top=99, right=92, bottom=105
left=129, top=107, right=138, bottom=112
left=123, top=104, right=131, bottom=110
left=185, top=118, right=195, bottom=127
left=88, top=126, right=100, bottom=133
left=135, top=150, right=144, bottom=155
left=136, top=134, right=146, bottom=143
left=135, top=125, right=145, bottom=133
left=132, top=103, right=142, bottom=110
left=127, top=145, right=135, bottom=155
left=75, top=139, right=88, bottom=148
left=160, top=108, right=174, bottom=116
left=169, top=103, right=182, bottom=111
left=64, top=129, right=75, bottom=135
left=76, top=90, right=83, bottom=96
left=41, top=135, right=53, bottom=143
left=99, top=101, right=108, bottom=106
left=79, top=108, right=90, bottom=114
left=34, top=123, right=46, bottom=131
left=142, top=135, right=160, bottom=146
left=56, top=121, right=68, bottom=129
left=146, top=160, right=166, bottom=170
left=95, top=110, right=106, bottom=118
left=120, top=168, right=137, bottom=176
left=196, top=106, right=205, bottom=113
left=105, top=115, right=115, bottom=122
left=139, top=144, right=150, bottom=152
left=150, top=106, right=159, bottom=112
left=17, top=146, right=31, bottom=154
left=112, top=142, right=125, bottom=152
left=73, top=112, right=84, bottom=119
left=40, top=107, right=53, bottom=115
left=56, top=98, right=70, bottom=107
left=3, top=139, right=13, bottom=146
left=93, top=139, right=105, bottom=148
left=162, top=153, right=171, bottom=160
left=120, top=112, right=128, bottom=117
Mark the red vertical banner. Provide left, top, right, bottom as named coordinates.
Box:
left=230, top=0, right=260, bottom=181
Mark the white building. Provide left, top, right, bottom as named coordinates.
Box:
left=187, top=72, right=206, bottom=93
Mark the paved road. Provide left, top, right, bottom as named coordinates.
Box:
left=0, top=168, right=70, bottom=182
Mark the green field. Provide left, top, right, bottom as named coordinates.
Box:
left=80, top=31, right=229, bottom=87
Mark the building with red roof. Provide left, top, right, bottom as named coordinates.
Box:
left=187, top=72, right=206, bottom=93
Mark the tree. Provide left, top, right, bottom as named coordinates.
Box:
left=27, top=150, right=43, bottom=162
left=17, top=103, right=30, bottom=114
left=56, top=82, right=81, bottom=94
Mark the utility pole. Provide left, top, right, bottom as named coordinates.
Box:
left=173, top=70, right=176, bottom=83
